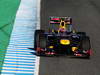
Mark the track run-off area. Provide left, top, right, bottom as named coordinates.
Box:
left=1, top=0, right=40, bottom=75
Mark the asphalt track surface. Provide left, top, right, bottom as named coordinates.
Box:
left=40, top=0, right=100, bottom=75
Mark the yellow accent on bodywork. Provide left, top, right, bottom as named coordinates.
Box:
left=60, top=39, right=70, bottom=45
left=72, top=47, right=78, bottom=52
left=49, top=46, right=54, bottom=48
left=52, top=29, right=54, bottom=32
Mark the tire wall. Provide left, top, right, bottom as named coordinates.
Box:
left=0, top=0, right=21, bottom=72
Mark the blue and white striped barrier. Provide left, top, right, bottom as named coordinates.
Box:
left=1, top=0, right=41, bottom=75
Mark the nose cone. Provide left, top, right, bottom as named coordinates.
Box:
left=60, top=39, right=70, bottom=45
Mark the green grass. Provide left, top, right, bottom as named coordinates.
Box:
left=0, top=0, right=20, bottom=73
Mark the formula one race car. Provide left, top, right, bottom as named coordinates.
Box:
left=34, top=17, right=92, bottom=58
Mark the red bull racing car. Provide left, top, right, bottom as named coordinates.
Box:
left=34, top=17, right=92, bottom=58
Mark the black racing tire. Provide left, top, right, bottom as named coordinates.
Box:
left=80, top=36, right=91, bottom=58
left=37, top=33, right=47, bottom=56
left=81, top=36, right=91, bottom=50
left=34, top=30, right=45, bottom=50
left=37, top=34, right=47, bottom=56
left=39, top=34, right=47, bottom=49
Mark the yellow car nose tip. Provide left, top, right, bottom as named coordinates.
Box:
left=60, top=39, right=70, bottom=45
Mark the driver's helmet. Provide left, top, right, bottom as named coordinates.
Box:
left=59, top=21, right=66, bottom=32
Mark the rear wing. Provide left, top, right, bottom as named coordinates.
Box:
left=49, top=17, right=72, bottom=25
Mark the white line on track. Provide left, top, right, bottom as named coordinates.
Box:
left=4, top=52, right=32, bottom=54
left=36, top=0, right=41, bottom=29
left=1, top=74, right=14, bottom=75
left=5, top=56, right=35, bottom=59
left=1, top=70, right=34, bottom=74
left=5, top=59, right=35, bottom=62
left=3, top=64, right=34, bottom=68
left=2, top=67, right=34, bottom=70
left=5, top=62, right=33, bottom=65
left=6, top=54, right=34, bottom=57
left=35, top=0, right=41, bottom=75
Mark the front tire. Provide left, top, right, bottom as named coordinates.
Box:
left=34, top=30, right=47, bottom=55
left=80, top=36, right=91, bottom=58
left=34, top=30, right=44, bottom=50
